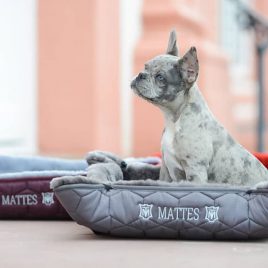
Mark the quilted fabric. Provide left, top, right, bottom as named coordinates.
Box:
left=0, top=175, right=71, bottom=219
left=55, top=184, right=268, bottom=240
left=0, top=154, right=87, bottom=219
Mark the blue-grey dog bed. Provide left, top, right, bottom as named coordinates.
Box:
left=54, top=181, right=268, bottom=240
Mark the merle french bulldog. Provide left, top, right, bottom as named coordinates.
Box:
left=51, top=30, right=268, bottom=190
left=130, top=30, right=268, bottom=188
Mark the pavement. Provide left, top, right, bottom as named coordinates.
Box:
left=0, top=221, right=268, bottom=268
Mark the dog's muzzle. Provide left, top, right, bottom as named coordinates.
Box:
left=131, top=78, right=137, bottom=88
left=131, top=72, right=147, bottom=89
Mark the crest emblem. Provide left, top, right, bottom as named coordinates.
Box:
left=139, top=204, right=153, bottom=220
left=205, top=206, right=219, bottom=223
left=41, top=192, right=54, bottom=206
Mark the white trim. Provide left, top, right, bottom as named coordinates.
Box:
left=0, top=0, right=37, bottom=155
left=119, top=0, right=143, bottom=156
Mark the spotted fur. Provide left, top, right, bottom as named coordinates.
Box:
left=131, top=30, right=268, bottom=188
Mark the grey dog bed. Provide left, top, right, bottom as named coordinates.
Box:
left=54, top=180, right=268, bottom=240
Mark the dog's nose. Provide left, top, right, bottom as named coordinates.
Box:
left=138, top=72, right=147, bottom=80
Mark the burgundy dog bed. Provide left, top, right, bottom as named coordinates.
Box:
left=0, top=155, right=87, bottom=219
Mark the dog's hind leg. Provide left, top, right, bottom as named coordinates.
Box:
left=86, top=150, right=125, bottom=166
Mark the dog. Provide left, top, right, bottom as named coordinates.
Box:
left=50, top=30, right=268, bottom=190
left=130, top=30, right=268, bottom=188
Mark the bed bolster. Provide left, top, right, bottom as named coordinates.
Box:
left=54, top=183, right=268, bottom=240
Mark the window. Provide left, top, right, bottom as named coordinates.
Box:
left=220, top=0, right=253, bottom=77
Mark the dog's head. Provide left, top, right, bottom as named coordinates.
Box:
left=131, top=30, right=199, bottom=106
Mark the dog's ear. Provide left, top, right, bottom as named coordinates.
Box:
left=178, top=47, right=199, bottom=84
left=166, top=30, right=178, bottom=56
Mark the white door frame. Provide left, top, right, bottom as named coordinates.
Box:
left=0, top=0, right=37, bottom=155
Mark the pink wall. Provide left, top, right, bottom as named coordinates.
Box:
left=38, top=0, right=268, bottom=157
left=38, top=0, right=121, bottom=157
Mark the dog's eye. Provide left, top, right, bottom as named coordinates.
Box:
left=156, top=74, right=165, bottom=82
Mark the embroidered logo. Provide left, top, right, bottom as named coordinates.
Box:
left=205, top=206, right=219, bottom=223
left=41, top=192, right=54, bottom=206
left=139, top=204, right=153, bottom=220
left=1, top=194, right=37, bottom=206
